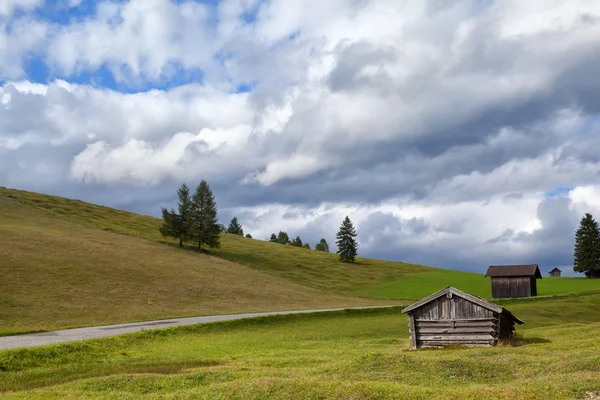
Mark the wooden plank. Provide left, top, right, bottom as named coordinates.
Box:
left=415, top=318, right=497, bottom=322
left=408, top=313, right=417, bottom=349
left=418, top=334, right=495, bottom=341
left=416, top=328, right=495, bottom=334
left=419, top=342, right=496, bottom=349
left=415, top=321, right=497, bottom=327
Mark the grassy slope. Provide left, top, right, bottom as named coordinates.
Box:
left=3, top=187, right=598, bottom=302
left=0, top=195, right=391, bottom=336
left=1, top=293, right=600, bottom=399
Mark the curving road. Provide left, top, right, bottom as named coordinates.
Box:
left=0, top=305, right=396, bottom=351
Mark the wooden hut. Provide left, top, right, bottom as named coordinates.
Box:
left=549, top=267, right=562, bottom=277
left=485, top=264, right=542, bottom=299
left=402, top=286, right=523, bottom=349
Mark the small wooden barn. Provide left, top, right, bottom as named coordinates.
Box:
left=549, top=267, right=562, bottom=277
left=402, top=286, right=523, bottom=349
left=485, top=264, right=542, bottom=299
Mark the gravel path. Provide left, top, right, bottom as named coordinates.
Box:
left=0, top=306, right=394, bottom=350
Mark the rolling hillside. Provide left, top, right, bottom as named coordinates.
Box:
left=1, top=186, right=598, bottom=335
left=0, top=191, right=392, bottom=336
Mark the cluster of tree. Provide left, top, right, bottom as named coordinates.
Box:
left=160, top=184, right=358, bottom=263
left=268, top=231, right=330, bottom=251
left=159, top=181, right=220, bottom=251
left=574, top=213, right=600, bottom=278
left=266, top=216, right=358, bottom=263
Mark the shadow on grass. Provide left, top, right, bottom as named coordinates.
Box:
left=502, top=335, right=551, bottom=347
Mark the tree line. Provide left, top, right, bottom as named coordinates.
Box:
left=574, top=213, right=600, bottom=278
left=160, top=182, right=359, bottom=262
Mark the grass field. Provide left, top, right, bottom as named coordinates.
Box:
left=1, top=293, right=599, bottom=399
left=367, top=269, right=600, bottom=299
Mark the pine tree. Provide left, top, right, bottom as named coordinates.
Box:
left=190, top=180, right=221, bottom=251
left=158, top=183, right=193, bottom=248
left=574, top=213, right=600, bottom=278
left=227, top=216, right=244, bottom=236
left=315, top=238, right=329, bottom=252
left=277, top=231, right=290, bottom=244
left=303, top=243, right=311, bottom=250
left=291, top=236, right=303, bottom=247
left=269, top=233, right=278, bottom=242
left=336, top=216, right=358, bottom=262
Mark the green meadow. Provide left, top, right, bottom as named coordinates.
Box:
left=1, top=293, right=600, bottom=399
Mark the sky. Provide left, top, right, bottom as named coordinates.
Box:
left=2, top=0, right=600, bottom=276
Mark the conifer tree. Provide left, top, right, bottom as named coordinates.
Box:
left=226, top=216, right=244, bottom=236
left=336, top=216, right=358, bottom=262
left=277, top=231, right=290, bottom=244
left=159, top=183, right=193, bottom=247
left=315, top=238, right=329, bottom=252
left=303, top=242, right=311, bottom=249
left=269, top=233, right=278, bottom=242
left=291, top=236, right=303, bottom=247
left=574, top=213, right=600, bottom=278
left=190, top=180, right=220, bottom=251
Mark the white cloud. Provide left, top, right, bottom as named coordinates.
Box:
left=0, top=0, right=42, bottom=17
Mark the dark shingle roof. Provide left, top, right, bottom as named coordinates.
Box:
left=485, top=264, right=542, bottom=279
left=549, top=267, right=562, bottom=273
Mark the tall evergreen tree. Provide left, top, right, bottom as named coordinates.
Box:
left=303, top=242, right=311, bottom=250
left=226, top=216, right=244, bottom=236
left=269, top=233, right=278, bottom=242
left=159, top=183, right=193, bottom=247
left=336, top=216, right=358, bottom=262
left=190, top=180, right=221, bottom=251
left=315, top=238, right=329, bottom=252
left=574, top=213, right=600, bottom=278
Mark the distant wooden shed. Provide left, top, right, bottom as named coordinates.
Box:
left=549, top=267, right=562, bottom=277
left=402, top=286, right=523, bottom=349
left=485, top=264, right=542, bottom=299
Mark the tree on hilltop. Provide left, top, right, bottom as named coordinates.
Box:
left=159, top=183, right=193, bottom=248
left=336, top=216, right=358, bottom=263
left=291, top=236, right=303, bottom=247
left=269, top=233, right=278, bottom=242
left=227, top=216, right=244, bottom=236
left=574, top=213, right=600, bottom=278
left=303, top=243, right=311, bottom=249
left=277, top=231, right=290, bottom=244
left=190, top=180, right=220, bottom=251
left=315, top=238, right=329, bottom=252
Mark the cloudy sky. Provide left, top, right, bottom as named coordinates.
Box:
left=2, top=0, right=600, bottom=275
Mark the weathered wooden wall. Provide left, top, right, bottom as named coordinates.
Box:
left=491, top=276, right=535, bottom=299
left=407, top=294, right=518, bottom=348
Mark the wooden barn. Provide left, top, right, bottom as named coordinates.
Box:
left=549, top=267, right=562, bottom=277
left=402, top=286, right=523, bottom=349
left=485, top=264, right=542, bottom=299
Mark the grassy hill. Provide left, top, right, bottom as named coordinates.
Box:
left=1, top=186, right=599, bottom=335
left=2, top=292, right=600, bottom=399
left=0, top=192, right=392, bottom=336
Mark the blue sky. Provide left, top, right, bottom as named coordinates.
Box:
left=2, top=0, right=600, bottom=276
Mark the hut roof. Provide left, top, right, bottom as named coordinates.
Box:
left=401, top=286, right=524, bottom=324
left=549, top=267, right=562, bottom=273
left=485, top=264, right=542, bottom=279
